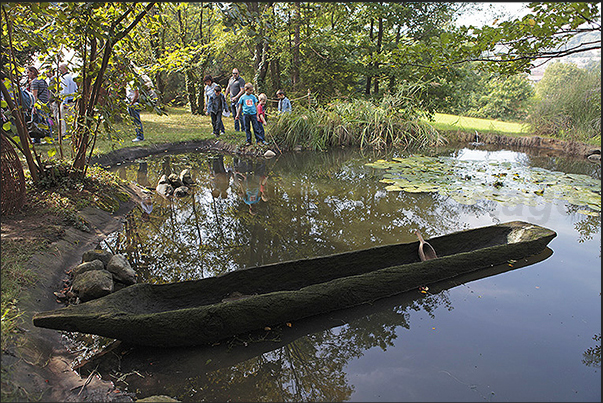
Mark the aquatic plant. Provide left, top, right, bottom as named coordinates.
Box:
left=269, top=84, right=446, bottom=151
left=367, top=155, right=601, bottom=214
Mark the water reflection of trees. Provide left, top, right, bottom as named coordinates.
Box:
left=582, top=333, right=601, bottom=369
left=107, top=150, right=491, bottom=283
left=83, top=270, right=461, bottom=402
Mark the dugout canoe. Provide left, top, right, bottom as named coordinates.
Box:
left=33, top=221, right=556, bottom=347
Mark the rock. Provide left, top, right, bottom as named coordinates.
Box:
left=81, top=249, right=113, bottom=267
left=158, top=174, right=169, bottom=184
left=174, top=186, right=190, bottom=197
left=264, top=149, right=276, bottom=158
left=180, top=169, right=194, bottom=185
left=168, top=173, right=183, bottom=188
left=587, top=151, right=601, bottom=162
left=156, top=183, right=174, bottom=198
left=136, top=396, right=180, bottom=402
left=106, top=254, right=137, bottom=285
left=72, top=259, right=105, bottom=277
left=72, top=270, right=114, bottom=302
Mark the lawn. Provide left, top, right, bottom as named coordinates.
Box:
left=428, top=113, right=530, bottom=135
left=90, top=107, right=247, bottom=156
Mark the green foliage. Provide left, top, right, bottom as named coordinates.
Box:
left=528, top=61, right=601, bottom=141
left=269, top=83, right=446, bottom=151
left=468, top=73, right=534, bottom=121
left=446, top=2, right=601, bottom=75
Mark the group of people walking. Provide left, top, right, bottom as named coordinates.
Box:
left=204, top=67, right=292, bottom=146
left=18, top=63, right=78, bottom=144
left=13, top=63, right=292, bottom=146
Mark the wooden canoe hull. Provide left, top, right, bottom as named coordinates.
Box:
left=33, top=221, right=556, bottom=347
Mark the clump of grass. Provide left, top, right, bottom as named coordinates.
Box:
left=269, top=83, right=446, bottom=151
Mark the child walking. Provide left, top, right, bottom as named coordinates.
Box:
left=236, top=83, right=265, bottom=146
left=207, top=85, right=228, bottom=137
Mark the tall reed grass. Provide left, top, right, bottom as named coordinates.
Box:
left=528, top=63, right=601, bottom=143
left=269, top=84, right=446, bottom=151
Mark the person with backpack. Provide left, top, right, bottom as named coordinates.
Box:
left=25, top=66, right=52, bottom=142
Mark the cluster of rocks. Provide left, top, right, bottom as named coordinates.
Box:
left=155, top=168, right=195, bottom=198
left=55, top=249, right=137, bottom=304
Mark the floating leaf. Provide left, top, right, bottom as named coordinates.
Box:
left=367, top=154, right=601, bottom=209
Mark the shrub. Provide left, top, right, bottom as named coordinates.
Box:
left=527, top=61, right=601, bottom=142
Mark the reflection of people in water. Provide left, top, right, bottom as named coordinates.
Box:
left=137, top=161, right=152, bottom=189
left=210, top=155, right=230, bottom=199
left=232, top=158, right=268, bottom=215
left=140, top=196, right=153, bottom=221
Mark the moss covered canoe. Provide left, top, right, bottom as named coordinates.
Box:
left=33, top=221, right=556, bottom=347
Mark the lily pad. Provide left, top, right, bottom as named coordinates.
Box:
left=367, top=154, right=601, bottom=210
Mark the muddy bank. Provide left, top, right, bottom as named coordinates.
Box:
left=1, top=185, right=144, bottom=402
left=449, top=130, right=600, bottom=158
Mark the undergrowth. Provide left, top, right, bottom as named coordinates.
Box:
left=269, top=84, right=447, bottom=151
left=27, top=161, right=130, bottom=231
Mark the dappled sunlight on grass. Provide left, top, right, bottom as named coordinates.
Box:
left=92, top=107, right=247, bottom=155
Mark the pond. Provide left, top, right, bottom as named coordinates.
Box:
left=73, top=143, right=600, bottom=402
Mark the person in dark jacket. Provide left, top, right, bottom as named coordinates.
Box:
left=207, top=85, right=228, bottom=137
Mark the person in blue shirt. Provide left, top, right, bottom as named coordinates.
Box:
left=276, top=89, right=292, bottom=114
left=236, top=83, right=265, bottom=146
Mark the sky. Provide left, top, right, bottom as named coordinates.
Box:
left=455, top=2, right=531, bottom=27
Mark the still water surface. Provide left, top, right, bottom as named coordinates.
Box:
left=83, top=144, right=600, bottom=401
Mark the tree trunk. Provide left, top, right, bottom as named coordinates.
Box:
left=365, top=18, right=374, bottom=95
left=270, top=58, right=281, bottom=96
left=185, top=69, right=198, bottom=114
left=254, top=41, right=269, bottom=94
left=149, top=7, right=166, bottom=104
left=292, top=2, right=301, bottom=88
left=389, top=25, right=401, bottom=89
left=373, top=16, right=383, bottom=95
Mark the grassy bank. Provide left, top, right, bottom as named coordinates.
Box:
left=33, top=106, right=248, bottom=158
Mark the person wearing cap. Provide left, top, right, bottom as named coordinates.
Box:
left=207, top=84, right=228, bottom=137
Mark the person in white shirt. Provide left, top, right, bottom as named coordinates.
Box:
left=58, top=63, right=78, bottom=136
left=126, top=81, right=144, bottom=142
